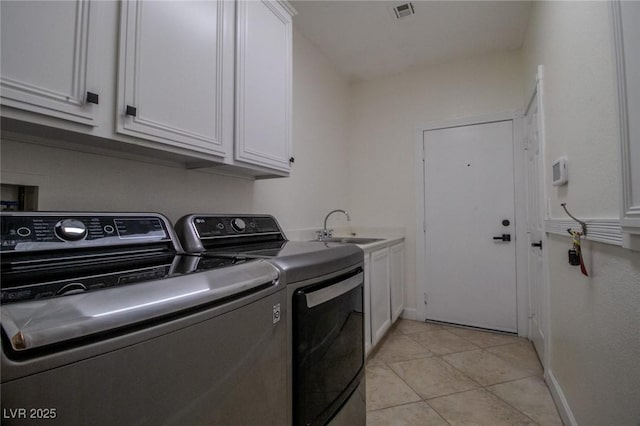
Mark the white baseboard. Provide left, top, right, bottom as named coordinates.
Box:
left=547, top=369, right=577, bottom=426
left=401, top=308, right=417, bottom=320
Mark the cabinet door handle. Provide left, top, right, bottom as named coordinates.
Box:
left=126, top=105, right=137, bottom=117
left=289, top=157, right=295, bottom=164
left=86, top=92, right=99, bottom=105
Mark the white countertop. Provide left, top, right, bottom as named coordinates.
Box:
left=286, top=226, right=405, bottom=252
left=342, top=235, right=404, bottom=252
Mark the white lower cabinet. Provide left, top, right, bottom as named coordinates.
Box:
left=364, top=241, right=405, bottom=355
left=364, top=254, right=371, bottom=356
left=369, top=248, right=391, bottom=349
left=389, top=243, right=405, bottom=322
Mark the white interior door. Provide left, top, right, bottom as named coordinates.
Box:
left=423, top=120, right=517, bottom=332
left=525, top=85, right=547, bottom=366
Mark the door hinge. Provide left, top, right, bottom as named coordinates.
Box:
left=523, top=137, right=529, bottom=151
left=424, top=292, right=428, bottom=305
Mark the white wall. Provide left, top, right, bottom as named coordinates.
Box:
left=0, top=28, right=351, bottom=231
left=348, top=51, right=524, bottom=315
left=522, top=2, right=640, bottom=424
left=522, top=1, right=620, bottom=219
left=255, top=29, right=351, bottom=231
left=0, top=139, right=255, bottom=220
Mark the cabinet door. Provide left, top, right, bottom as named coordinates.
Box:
left=364, top=254, right=372, bottom=357
left=235, top=0, right=292, bottom=172
left=612, top=0, right=640, bottom=248
left=390, top=243, right=405, bottom=323
left=370, top=248, right=391, bottom=347
left=117, top=0, right=233, bottom=157
left=1, top=0, right=98, bottom=125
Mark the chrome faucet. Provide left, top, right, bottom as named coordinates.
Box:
left=318, top=209, right=350, bottom=240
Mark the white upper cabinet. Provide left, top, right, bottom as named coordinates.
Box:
left=116, top=0, right=234, bottom=158
left=0, top=0, right=99, bottom=126
left=1, top=1, right=295, bottom=178
left=612, top=0, right=640, bottom=249
left=235, top=0, right=293, bottom=172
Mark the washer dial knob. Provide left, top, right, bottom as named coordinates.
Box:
left=231, top=218, right=246, bottom=233
left=54, top=219, right=87, bottom=241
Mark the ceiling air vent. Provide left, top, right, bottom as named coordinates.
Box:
left=392, top=2, right=415, bottom=20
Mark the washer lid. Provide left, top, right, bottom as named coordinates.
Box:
left=255, top=241, right=364, bottom=283
left=1, top=259, right=279, bottom=353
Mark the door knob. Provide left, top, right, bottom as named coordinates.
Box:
left=531, top=241, right=543, bottom=249
left=493, top=234, right=511, bottom=242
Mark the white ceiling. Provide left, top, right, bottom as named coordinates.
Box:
left=291, top=1, right=532, bottom=82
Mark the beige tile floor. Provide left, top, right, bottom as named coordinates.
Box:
left=366, top=320, right=563, bottom=425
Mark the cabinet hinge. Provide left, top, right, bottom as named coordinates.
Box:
left=523, top=137, right=529, bottom=151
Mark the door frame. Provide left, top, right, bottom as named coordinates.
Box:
left=414, top=111, right=529, bottom=337
left=524, top=65, right=551, bottom=373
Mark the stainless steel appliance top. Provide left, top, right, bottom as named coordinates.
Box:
left=175, top=214, right=364, bottom=283
left=0, top=212, right=280, bottom=353
left=1, top=211, right=182, bottom=254
left=1, top=212, right=181, bottom=303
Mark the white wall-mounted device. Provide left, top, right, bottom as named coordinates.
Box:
left=552, top=156, right=568, bottom=186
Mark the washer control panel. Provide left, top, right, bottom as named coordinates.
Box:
left=193, top=215, right=280, bottom=238
left=1, top=214, right=171, bottom=251
left=54, top=218, right=88, bottom=241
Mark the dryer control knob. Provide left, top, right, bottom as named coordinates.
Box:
left=231, top=218, right=246, bottom=233
left=54, top=219, right=87, bottom=241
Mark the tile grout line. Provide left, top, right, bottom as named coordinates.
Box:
left=483, top=382, right=543, bottom=425
left=399, top=328, right=532, bottom=361
left=415, top=364, right=542, bottom=426
left=379, top=357, right=428, bottom=402
left=372, top=322, right=548, bottom=424
left=431, top=348, right=547, bottom=425
left=404, top=328, right=529, bottom=352
left=366, top=398, right=452, bottom=425
left=375, top=358, right=455, bottom=425
left=373, top=325, right=546, bottom=425
left=378, top=350, right=482, bottom=404
left=376, top=327, right=519, bottom=397
left=421, top=398, right=453, bottom=426
left=438, top=350, right=536, bottom=385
